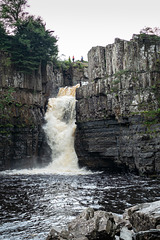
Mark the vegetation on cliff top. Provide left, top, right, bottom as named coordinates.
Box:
left=0, top=0, right=58, bottom=73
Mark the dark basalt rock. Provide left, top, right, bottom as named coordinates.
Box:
left=75, top=34, right=160, bottom=176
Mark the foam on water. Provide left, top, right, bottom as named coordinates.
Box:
left=1, top=85, right=90, bottom=175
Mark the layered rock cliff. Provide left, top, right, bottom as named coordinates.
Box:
left=0, top=53, right=50, bottom=170
left=0, top=52, right=87, bottom=170
left=75, top=34, right=160, bottom=176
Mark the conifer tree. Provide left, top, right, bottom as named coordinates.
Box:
left=10, top=16, right=58, bottom=72
left=0, top=0, right=58, bottom=72
left=0, top=0, right=29, bottom=33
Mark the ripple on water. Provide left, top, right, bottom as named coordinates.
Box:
left=0, top=172, right=160, bottom=240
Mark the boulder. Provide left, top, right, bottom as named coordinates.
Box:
left=47, top=208, right=116, bottom=240
left=68, top=208, right=116, bottom=239
left=124, top=200, right=160, bottom=232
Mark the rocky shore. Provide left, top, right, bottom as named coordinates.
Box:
left=46, top=200, right=160, bottom=240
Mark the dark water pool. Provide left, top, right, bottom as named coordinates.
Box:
left=0, top=172, right=160, bottom=239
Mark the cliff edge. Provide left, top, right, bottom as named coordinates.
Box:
left=75, top=34, right=160, bottom=176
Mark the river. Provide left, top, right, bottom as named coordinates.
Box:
left=0, top=172, right=160, bottom=239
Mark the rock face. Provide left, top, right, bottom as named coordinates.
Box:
left=75, top=34, right=160, bottom=176
left=0, top=53, right=53, bottom=170
left=72, top=63, right=88, bottom=86
left=125, top=201, right=160, bottom=232
left=46, top=201, right=160, bottom=240
left=0, top=52, right=88, bottom=170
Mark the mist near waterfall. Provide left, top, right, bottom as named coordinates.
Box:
left=1, top=85, right=89, bottom=175
left=43, top=85, right=86, bottom=174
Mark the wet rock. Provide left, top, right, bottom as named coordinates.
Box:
left=119, top=226, right=133, bottom=240
left=47, top=208, right=116, bottom=240
left=125, top=200, right=160, bottom=232
left=46, top=227, right=61, bottom=240
left=68, top=208, right=116, bottom=239
left=47, top=201, right=160, bottom=240
left=134, top=230, right=160, bottom=240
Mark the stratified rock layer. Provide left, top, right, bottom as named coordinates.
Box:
left=0, top=55, right=54, bottom=169
left=0, top=53, right=88, bottom=170
left=75, top=34, right=160, bottom=176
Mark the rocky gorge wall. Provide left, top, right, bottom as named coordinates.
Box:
left=0, top=52, right=87, bottom=170
left=0, top=53, right=50, bottom=170
left=75, top=34, right=160, bottom=176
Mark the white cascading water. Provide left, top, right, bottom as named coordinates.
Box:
left=1, top=84, right=89, bottom=175
left=43, top=84, right=82, bottom=173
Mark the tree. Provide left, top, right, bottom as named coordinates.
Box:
left=0, top=22, right=7, bottom=49
left=140, top=27, right=160, bottom=36
left=0, top=0, right=29, bottom=33
left=8, top=16, right=58, bottom=72
left=0, top=1, right=58, bottom=73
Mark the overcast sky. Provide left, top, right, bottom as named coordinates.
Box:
left=28, top=0, right=159, bottom=61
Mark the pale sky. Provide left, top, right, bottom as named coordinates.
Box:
left=28, top=0, right=159, bottom=61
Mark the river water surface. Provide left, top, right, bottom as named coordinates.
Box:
left=0, top=172, right=160, bottom=240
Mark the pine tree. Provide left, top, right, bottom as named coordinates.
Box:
left=10, top=16, right=58, bottom=72
left=0, top=1, right=58, bottom=73
left=0, top=0, right=29, bottom=33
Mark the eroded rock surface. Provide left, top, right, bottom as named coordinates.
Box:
left=125, top=200, right=160, bottom=232
left=46, top=208, right=116, bottom=240
left=75, top=34, right=160, bottom=176
left=46, top=201, right=160, bottom=240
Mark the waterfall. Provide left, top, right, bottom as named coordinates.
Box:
left=43, top=84, right=86, bottom=174
left=1, top=84, right=89, bottom=175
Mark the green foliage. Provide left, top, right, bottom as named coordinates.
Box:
left=0, top=0, right=29, bottom=33
left=112, top=79, right=120, bottom=85
left=54, top=59, right=72, bottom=71
left=140, top=27, right=160, bottom=36
left=141, top=108, right=160, bottom=126
left=0, top=87, right=15, bottom=110
left=0, top=1, right=58, bottom=73
left=114, top=69, right=131, bottom=78
left=139, top=33, right=160, bottom=43
left=0, top=23, right=7, bottom=48
left=110, top=86, right=118, bottom=93
left=53, top=58, right=88, bottom=72
left=0, top=22, right=12, bottom=55
left=73, top=61, right=86, bottom=69
left=8, top=16, right=58, bottom=72
left=137, top=32, right=160, bottom=51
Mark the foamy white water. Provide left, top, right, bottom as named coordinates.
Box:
left=43, top=87, right=81, bottom=173
left=1, top=85, right=90, bottom=175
